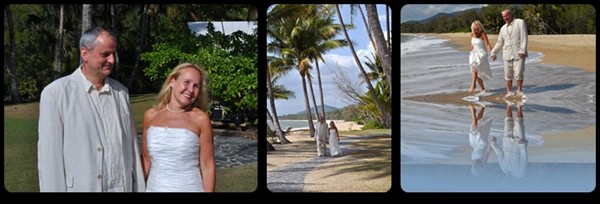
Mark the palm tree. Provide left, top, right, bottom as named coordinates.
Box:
left=306, top=70, right=320, bottom=119
left=365, top=4, right=392, bottom=102
left=307, top=5, right=347, bottom=120
left=267, top=56, right=295, bottom=144
left=267, top=4, right=326, bottom=137
left=335, top=4, right=391, bottom=128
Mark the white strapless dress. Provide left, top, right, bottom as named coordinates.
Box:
left=469, top=37, right=492, bottom=81
left=328, top=129, right=342, bottom=156
left=146, top=126, right=203, bottom=192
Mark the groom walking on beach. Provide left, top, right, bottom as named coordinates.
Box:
left=491, top=9, right=528, bottom=99
left=315, top=116, right=328, bottom=157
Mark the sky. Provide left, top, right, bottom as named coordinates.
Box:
left=401, top=4, right=485, bottom=23
left=267, top=4, right=391, bottom=116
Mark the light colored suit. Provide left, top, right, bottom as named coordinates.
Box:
left=492, top=18, right=528, bottom=61
left=315, top=122, right=328, bottom=157
left=38, top=67, right=145, bottom=192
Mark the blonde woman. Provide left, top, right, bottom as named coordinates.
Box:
left=328, top=121, right=342, bottom=157
left=142, top=63, right=215, bottom=192
left=468, top=20, right=493, bottom=94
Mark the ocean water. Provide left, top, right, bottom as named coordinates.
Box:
left=267, top=120, right=318, bottom=130
left=400, top=33, right=596, bottom=192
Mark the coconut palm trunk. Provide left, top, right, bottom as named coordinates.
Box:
left=307, top=73, right=320, bottom=119
left=267, top=68, right=290, bottom=144
left=336, top=4, right=391, bottom=128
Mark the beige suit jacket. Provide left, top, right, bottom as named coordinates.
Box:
left=491, top=18, right=528, bottom=61
left=37, top=67, right=145, bottom=192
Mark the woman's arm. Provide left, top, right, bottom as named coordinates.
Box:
left=197, top=111, right=215, bottom=192
left=141, top=108, right=155, bottom=182
left=482, top=32, right=492, bottom=53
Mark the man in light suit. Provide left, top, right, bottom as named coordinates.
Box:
left=315, top=116, right=328, bottom=157
left=38, top=27, right=145, bottom=192
left=491, top=9, right=528, bottom=99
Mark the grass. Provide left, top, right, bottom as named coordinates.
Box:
left=3, top=94, right=257, bottom=192
left=215, top=163, right=257, bottom=192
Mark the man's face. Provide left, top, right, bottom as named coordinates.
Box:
left=82, top=31, right=116, bottom=79
left=502, top=11, right=513, bottom=24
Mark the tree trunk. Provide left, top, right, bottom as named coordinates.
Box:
left=5, top=5, right=22, bottom=103
left=267, top=68, right=289, bottom=144
left=301, top=74, right=315, bottom=137
left=385, top=5, right=391, bottom=51
left=366, top=4, right=392, bottom=103
left=315, top=60, right=326, bottom=120
left=266, top=126, right=277, bottom=152
left=336, top=4, right=390, bottom=128
left=357, top=5, right=378, bottom=53
left=127, top=4, right=148, bottom=91
left=81, top=4, right=93, bottom=64
left=307, top=74, right=320, bottom=119
left=54, top=4, right=64, bottom=80
left=111, top=4, right=120, bottom=81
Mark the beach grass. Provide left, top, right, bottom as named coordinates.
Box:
left=3, top=94, right=257, bottom=192
left=340, top=129, right=391, bottom=136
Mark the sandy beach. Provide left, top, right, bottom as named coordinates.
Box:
left=401, top=33, right=595, bottom=191
left=288, top=120, right=364, bottom=132
left=409, top=33, right=596, bottom=144
left=267, top=131, right=391, bottom=192
left=432, top=33, right=596, bottom=72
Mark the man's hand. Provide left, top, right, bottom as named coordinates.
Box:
left=519, top=53, right=526, bottom=59
left=491, top=55, right=496, bottom=61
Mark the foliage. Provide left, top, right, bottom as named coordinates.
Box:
left=141, top=20, right=258, bottom=123
left=361, top=119, right=385, bottom=130
left=401, top=4, right=595, bottom=34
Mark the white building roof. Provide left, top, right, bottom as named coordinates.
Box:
left=187, top=21, right=257, bottom=36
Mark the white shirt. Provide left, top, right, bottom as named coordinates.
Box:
left=79, top=69, right=125, bottom=192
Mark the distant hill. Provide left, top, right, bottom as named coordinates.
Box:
left=284, top=104, right=340, bottom=117
left=403, top=7, right=482, bottom=24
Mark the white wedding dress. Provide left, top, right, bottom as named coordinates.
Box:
left=146, top=126, right=203, bottom=192
left=328, top=129, right=342, bottom=157
left=469, top=37, right=492, bottom=81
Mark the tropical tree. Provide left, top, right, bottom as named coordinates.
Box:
left=80, top=4, right=92, bottom=64
left=306, top=5, right=347, bottom=120
left=335, top=4, right=390, bottom=128
left=267, top=4, right=322, bottom=137
left=267, top=56, right=295, bottom=144
left=5, top=5, right=22, bottom=103
left=365, top=4, right=392, bottom=102
left=54, top=4, right=64, bottom=80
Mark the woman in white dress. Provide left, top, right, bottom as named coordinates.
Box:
left=142, top=63, right=215, bottom=192
left=468, top=20, right=493, bottom=94
left=328, top=121, right=342, bottom=157
left=468, top=103, right=493, bottom=177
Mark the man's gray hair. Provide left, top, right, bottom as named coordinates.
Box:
left=79, top=27, right=116, bottom=50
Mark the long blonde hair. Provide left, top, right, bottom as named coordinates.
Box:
left=154, top=63, right=210, bottom=111
left=471, top=20, right=486, bottom=38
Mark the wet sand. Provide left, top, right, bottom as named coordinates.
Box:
left=409, top=33, right=596, bottom=140
left=432, top=33, right=596, bottom=72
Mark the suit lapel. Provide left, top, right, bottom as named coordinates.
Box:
left=68, top=69, right=103, bottom=144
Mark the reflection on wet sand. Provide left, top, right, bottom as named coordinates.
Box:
left=401, top=100, right=595, bottom=192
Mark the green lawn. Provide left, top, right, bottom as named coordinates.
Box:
left=3, top=94, right=256, bottom=192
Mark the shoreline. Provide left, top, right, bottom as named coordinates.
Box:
left=270, top=119, right=364, bottom=131
left=429, top=33, right=596, bottom=72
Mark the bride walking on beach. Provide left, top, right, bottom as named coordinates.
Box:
left=328, top=121, right=342, bottom=157
left=468, top=20, right=493, bottom=94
